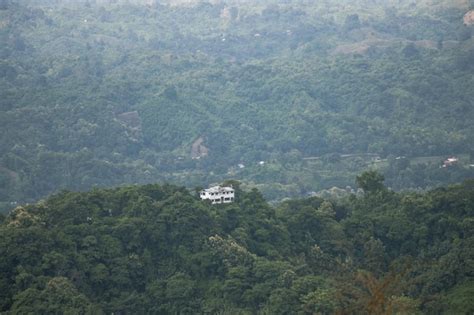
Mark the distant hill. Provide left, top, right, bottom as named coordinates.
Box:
left=0, top=0, right=473, bottom=208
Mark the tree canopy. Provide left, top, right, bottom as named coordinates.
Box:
left=0, top=177, right=473, bottom=313
left=1, top=0, right=473, bottom=209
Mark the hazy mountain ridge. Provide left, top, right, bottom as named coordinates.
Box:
left=0, top=0, right=473, bottom=209
left=12, top=0, right=471, bottom=8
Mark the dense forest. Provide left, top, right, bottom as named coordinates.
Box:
left=1, top=0, right=474, bottom=210
left=1, top=0, right=473, bottom=313
left=0, top=175, right=473, bottom=313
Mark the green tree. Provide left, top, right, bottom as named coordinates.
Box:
left=10, top=277, right=94, bottom=314
left=356, top=171, right=386, bottom=194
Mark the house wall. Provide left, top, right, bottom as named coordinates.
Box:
left=200, top=190, right=234, bottom=204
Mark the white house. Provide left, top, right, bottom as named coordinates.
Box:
left=200, top=185, right=235, bottom=204
left=443, top=157, right=459, bottom=168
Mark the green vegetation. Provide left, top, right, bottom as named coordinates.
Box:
left=0, top=0, right=473, bottom=208
left=0, top=176, right=472, bottom=313
left=1, top=1, right=472, bottom=312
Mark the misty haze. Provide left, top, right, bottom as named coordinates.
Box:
left=0, top=0, right=473, bottom=313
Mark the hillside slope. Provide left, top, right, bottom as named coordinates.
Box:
left=1, top=0, right=473, bottom=207
left=0, top=178, right=473, bottom=313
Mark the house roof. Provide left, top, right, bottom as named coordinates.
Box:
left=202, top=185, right=234, bottom=193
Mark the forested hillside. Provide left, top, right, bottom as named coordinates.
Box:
left=1, top=0, right=474, bottom=208
left=0, top=177, right=473, bottom=313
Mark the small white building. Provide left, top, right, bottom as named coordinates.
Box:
left=200, top=186, right=235, bottom=204
left=443, top=157, right=459, bottom=168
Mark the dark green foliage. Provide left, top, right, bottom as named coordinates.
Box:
left=0, top=179, right=472, bottom=313
left=10, top=277, right=94, bottom=314
left=356, top=170, right=386, bottom=194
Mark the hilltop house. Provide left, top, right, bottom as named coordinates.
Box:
left=200, top=185, right=234, bottom=204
